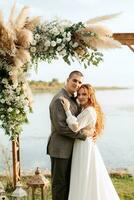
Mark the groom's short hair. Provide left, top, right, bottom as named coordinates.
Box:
left=68, top=71, right=83, bottom=79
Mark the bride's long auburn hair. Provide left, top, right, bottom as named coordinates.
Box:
left=78, top=84, right=104, bottom=136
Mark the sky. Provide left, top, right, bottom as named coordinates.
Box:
left=1, top=0, right=134, bottom=86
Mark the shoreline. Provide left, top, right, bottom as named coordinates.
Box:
left=0, top=168, right=134, bottom=178
left=29, top=81, right=132, bottom=92
left=30, top=86, right=131, bottom=93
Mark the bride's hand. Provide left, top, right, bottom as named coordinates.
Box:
left=82, top=127, right=97, bottom=141
left=60, top=96, right=70, bottom=111
left=82, top=127, right=94, bottom=137
left=92, top=131, right=98, bottom=143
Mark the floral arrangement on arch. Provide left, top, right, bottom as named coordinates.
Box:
left=30, top=17, right=121, bottom=67
left=0, top=4, right=121, bottom=139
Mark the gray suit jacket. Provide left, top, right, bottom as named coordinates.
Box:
left=47, top=88, right=87, bottom=159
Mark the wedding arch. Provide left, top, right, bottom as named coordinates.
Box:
left=0, top=5, right=132, bottom=187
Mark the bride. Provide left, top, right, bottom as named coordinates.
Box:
left=60, top=84, right=120, bottom=200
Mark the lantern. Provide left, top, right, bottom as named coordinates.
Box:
left=27, top=167, right=49, bottom=200
left=0, top=181, right=9, bottom=200
left=12, top=182, right=27, bottom=200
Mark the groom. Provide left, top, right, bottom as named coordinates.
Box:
left=47, top=71, right=91, bottom=200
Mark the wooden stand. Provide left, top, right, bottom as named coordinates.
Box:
left=12, top=136, right=21, bottom=188
left=27, top=168, right=49, bottom=200
left=113, top=33, right=134, bottom=52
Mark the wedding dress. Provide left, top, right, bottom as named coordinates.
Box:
left=65, top=106, right=120, bottom=200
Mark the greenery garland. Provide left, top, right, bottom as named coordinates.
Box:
left=30, top=20, right=103, bottom=68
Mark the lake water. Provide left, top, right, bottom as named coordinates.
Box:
left=0, top=89, right=134, bottom=173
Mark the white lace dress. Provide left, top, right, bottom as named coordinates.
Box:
left=66, top=106, right=120, bottom=200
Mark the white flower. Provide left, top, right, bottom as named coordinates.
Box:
left=63, top=38, right=66, bottom=42
left=16, top=109, right=20, bottom=114
left=51, top=27, right=59, bottom=35
left=62, top=32, right=67, bottom=37
left=44, top=46, right=48, bottom=51
left=42, top=24, right=48, bottom=31
left=24, top=99, right=29, bottom=106
left=0, top=49, right=6, bottom=56
left=45, top=40, right=51, bottom=47
left=59, top=49, right=67, bottom=57
left=30, top=47, right=36, bottom=53
left=24, top=106, right=29, bottom=112
left=0, top=99, right=5, bottom=104
left=59, top=27, right=64, bottom=33
left=38, top=24, right=42, bottom=29
left=61, top=44, right=65, bottom=48
left=9, top=71, right=13, bottom=76
left=57, top=46, right=63, bottom=52
left=20, top=95, right=25, bottom=100
left=34, top=34, right=40, bottom=40
left=52, top=27, right=58, bottom=33
left=67, top=32, right=71, bottom=37
left=2, top=78, right=8, bottom=84
left=61, top=20, right=72, bottom=27
left=6, top=101, right=11, bottom=105
left=5, top=84, right=9, bottom=89
left=55, top=31, right=60, bottom=36
left=66, top=37, right=71, bottom=42
left=49, top=49, right=54, bottom=53
left=41, top=26, right=46, bottom=31
left=16, top=96, right=20, bottom=101
left=56, top=38, right=62, bottom=44
left=16, top=87, right=21, bottom=93
left=31, top=40, right=37, bottom=46
left=1, top=115, right=5, bottom=119
left=69, top=41, right=73, bottom=46
left=8, top=107, right=13, bottom=112
left=51, top=41, right=57, bottom=47
left=90, top=32, right=96, bottom=36
left=12, top=81, right=18, bottom=89
left=72, top=42, right=79, bottom=48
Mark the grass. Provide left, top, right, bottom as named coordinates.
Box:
left=112, top=175, right=134, bottom=200
left=0, top=174, right=134, bottom=200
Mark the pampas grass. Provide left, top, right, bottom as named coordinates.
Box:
left=86, top=37, right=121, bottom=49
left=84, top=25, right=112, bottom=37
left=13, top=57, right=23, bottom=68
left=25, top=16, right=41, bottom=31
left=15, top=6, right=30, bottom=30
left=8, top=0, right=16, bottom=26
left=14, top=49, right=31, bottom=63
left=16, top=29, right=33, bottom=48
left=0, top=25, right=16, bottom=56
left=0, top=3, right=40, bottom=70
left=83, top=13, right=122, bottom=49
left=86, top=13, right=122, bottom=24
left=77, top=25, right=121, bottom=49
left=0, top=10, right=4, bottom=25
